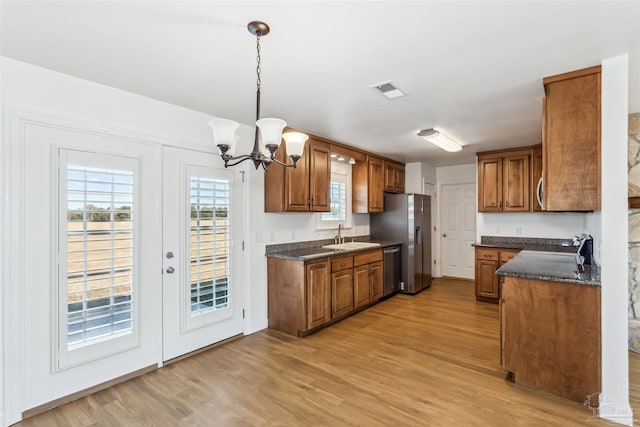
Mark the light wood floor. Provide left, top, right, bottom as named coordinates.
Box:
left=17, top=278, right=640, bottom=426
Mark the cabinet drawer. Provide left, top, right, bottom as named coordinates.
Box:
left=500, top=250, right=520, bottom=263
left=331, top=256, right=354, bottom=272
left=476, top=248, right=499, bottom=261
left=354, top=249, right=383, bottom=266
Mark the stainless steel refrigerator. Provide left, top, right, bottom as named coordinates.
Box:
left=370, top=193, right=432, bottom=294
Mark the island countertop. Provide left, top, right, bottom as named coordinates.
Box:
left=496, top=250, right=601, bottom=286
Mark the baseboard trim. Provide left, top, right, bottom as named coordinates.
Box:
left=440, top=276, right=474, bottom=282
left=164, top=334, right=244, bottom=366
left=22, top=364, right=158, bottom=420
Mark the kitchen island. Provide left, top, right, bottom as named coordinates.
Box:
left=496, top=250, right=601, bottom=404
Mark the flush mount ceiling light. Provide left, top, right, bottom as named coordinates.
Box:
left=370, top=80, right=407, bottom=100
left=417, top=128, right=463, bottom=152
left=208, top=21, right=308, bottom=170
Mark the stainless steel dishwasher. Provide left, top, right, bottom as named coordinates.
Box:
left=382, top=245, right=401, bottom=298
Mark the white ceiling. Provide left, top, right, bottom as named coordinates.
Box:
left=1, top=1, right=639, bottom=165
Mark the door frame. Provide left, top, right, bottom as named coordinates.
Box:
left=1, top=107, right=248, bottom=425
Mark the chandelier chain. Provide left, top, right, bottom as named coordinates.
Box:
left=256, top=34, right=262, bottom=92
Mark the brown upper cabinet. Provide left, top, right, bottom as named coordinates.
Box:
left=477, top=148, right=531, bottom=212
left=383, top=160, right=405, bottom=194
left=353, top=155, right=385, bottom=213
left=265, top=130, right=403, bottom=213
left=264, top=136, right=331, bottom=212
left=542, top=65, right=601, bottom=211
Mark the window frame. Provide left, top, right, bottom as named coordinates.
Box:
left=316, top=160, right=352, bottom=231
left=56, top=149, right=141, bottom=370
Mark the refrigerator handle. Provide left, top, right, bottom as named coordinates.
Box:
left=415, top=226, right=422, bottom=245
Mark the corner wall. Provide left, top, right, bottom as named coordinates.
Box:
left=599, top=54, right=632, bottom=425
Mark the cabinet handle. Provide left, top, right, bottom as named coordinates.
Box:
left=499, top=200, right=502, bottom=208
left=505, top=200, right=509, bottom=208
left=536, top=177, right=544, bottom=210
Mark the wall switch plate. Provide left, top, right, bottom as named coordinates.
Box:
left=400, top=281, right=405, bottom=291
left=516, top=227, right=523, bottom=235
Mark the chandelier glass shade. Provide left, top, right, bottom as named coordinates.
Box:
left=208, top=21, right=308, bottom=171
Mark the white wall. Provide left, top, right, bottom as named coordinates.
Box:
left=405, top=162, right=421, bottom=194
left=478, top=212, right=587, bottom=240
left=599, top=54, right=632, bottom=425
left=406, top=161, right=436, bottom=194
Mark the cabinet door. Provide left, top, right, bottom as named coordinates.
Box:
left=384, top=163, right=396, bottom=192
left=284, top=147, right=310, bottom=212
left=306, top=261, right=330, bottom=330
left=353, top=264, right=370, bottom=309
left=396, top=167, right=405, bottom=193
left=544, top=69, right=600, bottom=211
left=331, top=269, right=354, bottom=318
left=309, top=140, right=331, bottom=212
left=368, top=157, right=385, bottom=212
left=503, top=153, right=530, bottom=212
left=369, top=261, right=384, bottom=302
left=477, top=157, right=503, bottom=212
left=475, top=259, right=499, bottom=299
left=531, top=145, right=543, bottom=212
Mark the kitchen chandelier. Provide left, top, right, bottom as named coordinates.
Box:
left=208, top=21, right=308, bottom=170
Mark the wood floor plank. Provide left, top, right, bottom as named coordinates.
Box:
left=16, top=278, right=638, bottom=426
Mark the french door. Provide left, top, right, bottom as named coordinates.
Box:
left=162, top=147, right=244, bottom=361
left=19, top=122, right=162, bottom=413
left=13, top=120, right=245, bottom=421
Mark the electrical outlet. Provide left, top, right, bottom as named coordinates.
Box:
left=516, top=227, right=522, bottom=236
left=269, top=231, right=275, bottom=242
left=495, top=226, right=501, bottom=234
left=291, top=230, right=296, bottom=240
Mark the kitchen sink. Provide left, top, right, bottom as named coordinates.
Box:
left=321, top=241, right=381, bottom=250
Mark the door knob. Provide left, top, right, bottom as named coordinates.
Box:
left=443, top=234, right=447, bottom=238
left=166, top=251, right=174, bottom=259
left=166, top=266, right=175, bottom=274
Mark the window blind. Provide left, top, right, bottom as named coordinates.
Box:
left=65, top=165, right=134, bottom=348
left=189, top=176, right=230, bottom=317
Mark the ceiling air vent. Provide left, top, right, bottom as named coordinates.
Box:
left=370, top=80, right=407, bottom=99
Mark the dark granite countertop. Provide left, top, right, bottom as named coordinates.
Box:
left=496, top=250, right=601, bottom=286
left=472, top=235, right=579, bottom=253
left=266, top=240, right=401, bottom=261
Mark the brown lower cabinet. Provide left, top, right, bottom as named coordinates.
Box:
left=501, top=276, right=601, bottom=404
left=475, top=247, right=520, bottom=303
left=267, top=248, right=383, bottom=336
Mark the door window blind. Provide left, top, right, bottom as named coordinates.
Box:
left=65, top=165, right=134, bottom=349
left=189, top=176, right=230, bottom=317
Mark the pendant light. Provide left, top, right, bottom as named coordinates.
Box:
left=209, top=21, right=308, bottom=170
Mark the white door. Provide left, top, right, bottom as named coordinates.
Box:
left=162, top=147, right=245, bottom=361
left=441, top=183, right=476, bottom=279
left=18, top=122, right=162, bottom=414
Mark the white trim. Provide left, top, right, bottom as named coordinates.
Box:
left=3, top=106, right=27, bottom=425
left=600, top=55, right=632, bottom=426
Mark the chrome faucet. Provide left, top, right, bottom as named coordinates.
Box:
left=338, top=224, right=344, bottom=244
